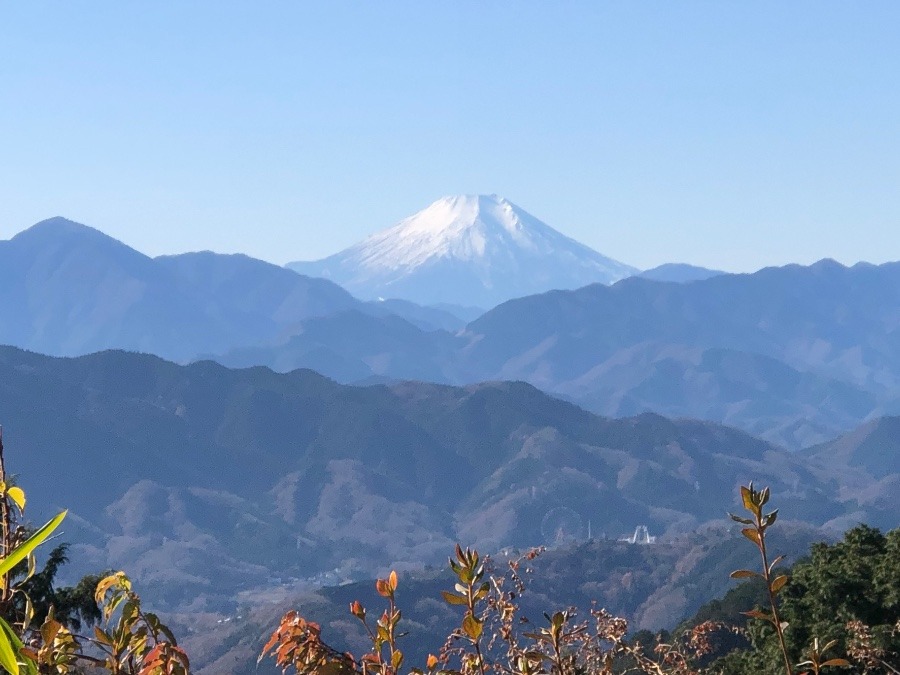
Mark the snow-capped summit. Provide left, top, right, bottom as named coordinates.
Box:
left=287, top=194, right=637, bottom=309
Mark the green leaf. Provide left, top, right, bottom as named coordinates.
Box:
left=0, top=628, right=18, bottom=675
left=0, top=510, right=66, bottom=577
left=0, top=615, right=36, bottom=675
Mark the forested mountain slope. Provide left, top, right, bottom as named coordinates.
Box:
left=0, top=346, right=881, bottom=611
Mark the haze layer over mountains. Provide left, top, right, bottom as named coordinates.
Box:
left=2, top=198, right=898, bottom=451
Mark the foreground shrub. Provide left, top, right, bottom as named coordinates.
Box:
left=262, top=483, right=899, bottom=675
left=0, top=431, right=187, bottom=675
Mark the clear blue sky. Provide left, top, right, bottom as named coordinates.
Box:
left=1, top=2, right=898, bottom=271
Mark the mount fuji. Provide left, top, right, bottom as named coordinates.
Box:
left=287, top=194, right=638, bottom=308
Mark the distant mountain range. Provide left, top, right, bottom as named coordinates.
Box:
left=3, top=216, right=899, bottom=450
left=2, top=213, right=898, bottom=674
left=0, top=217, right=481, bottom=358
left=221, top=260, right=900, bottom=449
left=638, top=263, right=724, bottom=282
left=287, top=195, right=638, bottom=307
left=3, top=347, right=892, bottom=612
left=0, top=217, right=354, bottom=359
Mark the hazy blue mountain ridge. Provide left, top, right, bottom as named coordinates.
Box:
left=5, top=217, right=900, bottom=451
left=0, top=217, right=471, bottom=358
left=638, top=263, right=725, bottom=282
left=221, top=259, right=900, bottom=448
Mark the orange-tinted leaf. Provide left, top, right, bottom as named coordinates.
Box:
left=730, top=570, right=759, bottom=579
left=441, top=591, right=468, bottom=606
left=742, top=609, right=773, bottom=622
left=820, top=659, right=851, bottom=667
left=741, top=528, right=761, bottom=545
left=771, top=574, right=789, bottom=593
left=740, top=485, right=755, bottom=511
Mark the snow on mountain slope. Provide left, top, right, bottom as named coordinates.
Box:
left=287, top=194, right=637, bottom=308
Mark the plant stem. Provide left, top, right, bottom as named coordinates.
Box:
left=758, top=520, right=792, bottom=675
left=0, top=426, right=10, bottom=609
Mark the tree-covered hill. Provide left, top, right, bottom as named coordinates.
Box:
left=0, top=346, right=883, bottom=612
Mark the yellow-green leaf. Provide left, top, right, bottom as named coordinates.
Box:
left=0, top=615, right=36, bottom=675
left=0, top=511, right=66, bottom=577
left=6, top=487, right=25, bottom=513
left=462, top=614, right=482, bottom=641
left=0, top=629, right=18, bottom=675
left=740, top=485, right=754, bottom=511
left=23, top=597, right=33, bottom=631
left=26, top=553, right=36, bottom=582
left=94, top=572, right=129, bottom=606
